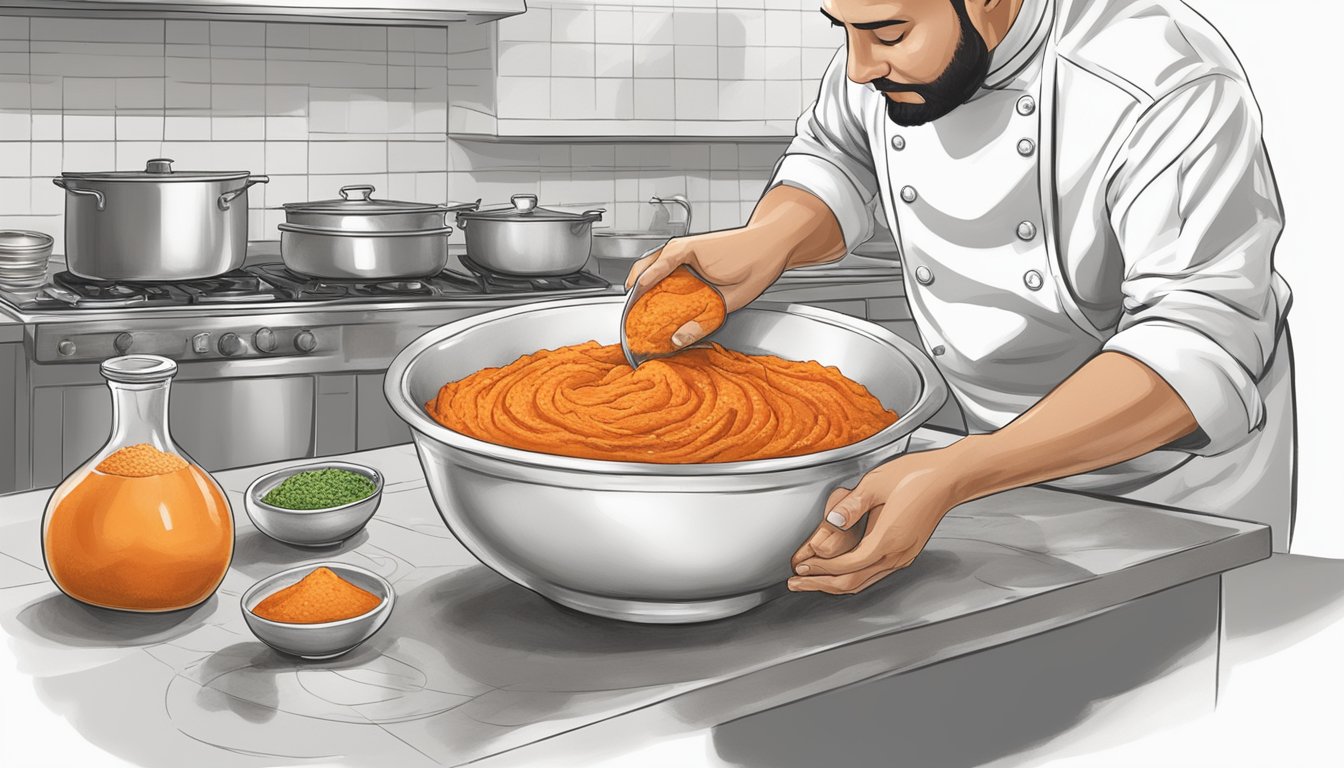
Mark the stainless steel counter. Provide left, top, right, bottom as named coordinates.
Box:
left=0, top=429, right=1269, bottom=767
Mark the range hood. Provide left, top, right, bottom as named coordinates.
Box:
left=0, top=0, right=524, bottom=26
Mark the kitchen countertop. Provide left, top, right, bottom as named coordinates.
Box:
left=0, top=430, right=1269, bottom=767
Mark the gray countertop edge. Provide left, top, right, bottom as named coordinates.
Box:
left=480, top=524, right=1268, bottom=766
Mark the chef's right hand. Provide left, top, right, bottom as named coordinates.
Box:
left=625, top=227, right=789, bottom=347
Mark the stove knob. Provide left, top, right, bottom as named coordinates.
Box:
left=57, top=339, right=76, bottom=357
left=218, top=332, right=244, bottom=357
left=114, top=333, right=133, bottom=354
left=253, top=327, right=277, bottom=353
left=294, top=330, right=317, bottom=354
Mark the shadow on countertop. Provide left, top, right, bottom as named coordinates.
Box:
left=711, top=553, right=1344, bottom=768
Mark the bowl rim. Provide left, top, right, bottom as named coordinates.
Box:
left=245, top=461, right=385, bottom=515
left=241, top=561, right=394, bottom=629
left=384, top=295, right=948, bottom=477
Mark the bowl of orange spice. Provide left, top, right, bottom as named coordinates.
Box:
left=241, top=563, right=393, bottom=659
left=385, top=288, right=948, bottom=624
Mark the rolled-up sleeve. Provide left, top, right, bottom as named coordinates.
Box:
left=1102, top=74, right=1289, bottom=456
left=768, top=47, right=880, bottom=251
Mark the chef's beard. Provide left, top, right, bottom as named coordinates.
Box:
left=873, top=0, right=990, bottom=126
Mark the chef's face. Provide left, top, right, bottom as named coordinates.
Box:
left=822, top=0, right=993, bottom=126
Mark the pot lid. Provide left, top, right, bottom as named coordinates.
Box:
left=283, top=184, right=475, bottom=215
left=61, top=158, right=250, bottom=182
left=458, top=194, right=604, bottom=223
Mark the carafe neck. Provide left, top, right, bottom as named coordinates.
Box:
left=108, top=379, right=176, bottom=452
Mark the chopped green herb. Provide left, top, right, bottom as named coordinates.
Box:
left=262, top=468, right=376, bottom=510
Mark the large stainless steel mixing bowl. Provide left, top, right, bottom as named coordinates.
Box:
left=384, top=297, right=947, bottom=624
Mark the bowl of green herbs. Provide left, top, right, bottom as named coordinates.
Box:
left=244, top=462, right=384, bottom=547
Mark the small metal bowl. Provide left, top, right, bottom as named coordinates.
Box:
left=240, top=562, right=394, bottom=659
left=244, top=461, right=383, bottom=547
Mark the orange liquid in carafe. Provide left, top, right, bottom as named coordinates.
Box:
left=44, top=463, right=233, bottom=612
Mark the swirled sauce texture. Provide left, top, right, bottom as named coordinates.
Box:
left=425, top=341, right=898, bottom=463
left=624, top=267, right=726, bottom=356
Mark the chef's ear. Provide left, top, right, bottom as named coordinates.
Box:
left=963, top=0, right=1012, bottom=48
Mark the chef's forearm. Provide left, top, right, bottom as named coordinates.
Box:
left=746, top=186, right=848, bottom=270
left=939, top=352, right=1200, bottom=503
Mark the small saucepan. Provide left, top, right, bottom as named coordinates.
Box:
left=456, top=194, right=604, bottom=276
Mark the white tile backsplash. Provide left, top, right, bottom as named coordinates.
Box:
left=551, top=42, right=596, bottom=78
left=675, top=45, right=717, bottom=79
left=0, top=112, right=30, bottom=141
left=550, top=77, right=596, bottom=120
left=552, top=7, right=595, bottom=43
left=2, top=5, right=805, bottom=242
left=594, top=44, right=634, bottom=78
left=633, top=44, right=675, bottom=79
left=0, top=141, right=29, bottom=176
left=595, top=7, right=633, bottom=44
left=116, top=114, right=164, bottom=141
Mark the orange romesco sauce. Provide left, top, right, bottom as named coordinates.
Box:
left=624, top=267, right=727, bottom=356
left=425, top=341, right=898, bottom=463
left=44, top=444, right=233, bottom=612
left=252, top=566, right=382, bottom=624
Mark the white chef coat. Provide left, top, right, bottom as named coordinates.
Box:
left=769, top=0, right=1296, bottom=550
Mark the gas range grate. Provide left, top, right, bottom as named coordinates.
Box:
left=457, top=254, right=610, bottom=294
left=248, top=261, right=610, bottom=300
left=40, top=270, right=284, bottom=308
left=248, top=265, right=482, bottom=300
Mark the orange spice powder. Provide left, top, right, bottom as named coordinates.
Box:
left=252, top=566, right=382, bottom=624
left=96, top=443, right=189, bottom=477
left=624, top=266, right=727, bottom=356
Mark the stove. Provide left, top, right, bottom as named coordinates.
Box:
left=2, top=259, right=611, bottom=312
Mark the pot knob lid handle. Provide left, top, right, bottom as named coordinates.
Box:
left=511, top=194, right=538, bottom=214
left=145, top=158, right=174, bottom=174
left=339, top=184, right=376, bottom=201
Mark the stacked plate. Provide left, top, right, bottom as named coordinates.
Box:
left=0, top=230, right=54, bottom=289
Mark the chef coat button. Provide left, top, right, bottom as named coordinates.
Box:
left=1016, top=220, right=1037, bottom=241
left=931, top=344, right=946, bottom=356
left=1016, top=95, right=1036, bottom=116
left=1017, top=138, right=1036, bottom=156
left=900, top=185, right=918, bottom=203
left=891, top=134, right=906, bottom=151
left=914, top=265, right=933, bottom=285
left=1024, top=269, right=1044, bottom=291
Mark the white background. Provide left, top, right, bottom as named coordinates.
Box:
left=1203, top=0, right=1344, bottom=558
left=2, top=1, right=1341, bottom=766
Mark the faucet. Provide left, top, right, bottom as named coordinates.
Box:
left=648, top=195, right=693, bottom=236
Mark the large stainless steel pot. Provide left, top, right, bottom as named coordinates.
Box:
left=456, top=194, right=604, bottom=276
left=385, top=297, right=947, bottom=623
left=54, top=158, right=268, bottom=282
left=277, top=222, right=454, bottom=280
left=282, top=184, right=479, bottom=231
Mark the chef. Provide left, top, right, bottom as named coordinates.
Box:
left=628, top=0, right=1295, bottom=594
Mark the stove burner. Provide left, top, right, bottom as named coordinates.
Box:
left=176, top=273, right=278, bottom=304
left=368, top=280, right=430, bottom=295
left=51, top=272, right=179, bottom=307
left=457, top=254, right=610, bottom=294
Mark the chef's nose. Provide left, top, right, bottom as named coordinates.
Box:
left=846, top=39, right=889, bottom=84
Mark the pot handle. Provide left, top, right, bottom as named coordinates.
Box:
left=570, top=208, right=605, bottom=235
left=339, top=184, right=376, bottom=201
left=52, top=178, right=105, bottom=211
left=217, top=175, right=270, bottom=211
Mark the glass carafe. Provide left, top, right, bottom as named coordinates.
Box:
left=42, top=355, right=234, bottom=612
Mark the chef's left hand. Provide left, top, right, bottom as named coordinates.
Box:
left=789, top=450, right=963, bottom=595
